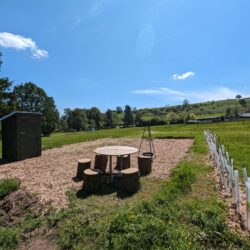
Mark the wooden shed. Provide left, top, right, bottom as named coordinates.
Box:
left=1, top=111, right=42, bottom=161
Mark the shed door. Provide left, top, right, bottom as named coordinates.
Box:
left=18, top=117, right=41, bottom=160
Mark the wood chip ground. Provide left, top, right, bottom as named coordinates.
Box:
left=0, top=138, right=193, bottom=208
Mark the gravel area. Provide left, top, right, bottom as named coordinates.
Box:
left=0, top=138, right=193, bottom=208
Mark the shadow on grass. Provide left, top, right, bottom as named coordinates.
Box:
left=76, top=176, right=140, bottom=200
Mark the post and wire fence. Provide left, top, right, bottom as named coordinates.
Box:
left=204, top=129, right=250, bottom=231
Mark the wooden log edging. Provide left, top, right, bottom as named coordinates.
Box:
left=204, top=129, right=250, bottom=231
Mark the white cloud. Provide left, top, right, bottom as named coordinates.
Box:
left=89, top=0, right=108, bottom=17
left=0, top=32, right=48, bottom=59
left=133, top=86, right=250, bottom=102
left=172, top=71, right=195, bottom=80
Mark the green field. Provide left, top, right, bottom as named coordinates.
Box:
left=41, top=120, right=250, bottom=174
left=1, top=121, right=250, bottom=249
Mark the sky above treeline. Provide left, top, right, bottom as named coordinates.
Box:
left=0, top=0, right=250, bottom=113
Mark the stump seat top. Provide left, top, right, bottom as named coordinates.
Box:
left=94, top=146, right=138, bottom=156
left=121, top=168, right=139, bottom=174
left=138, top=155, right=152, bottom=159
left=78, top=158, right=91, bottom=163
left=84, top=169, right=101, bottom=175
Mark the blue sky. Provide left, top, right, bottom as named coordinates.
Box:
left=1, top=0, right=250, bottom=114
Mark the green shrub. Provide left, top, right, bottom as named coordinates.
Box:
left=0, top=228, right=19, bottom=250
left=0, top=179, right=20, bottom=199
left=186, top=201, right=250, bottom=249
left=106, top=213, right=190, bottom=250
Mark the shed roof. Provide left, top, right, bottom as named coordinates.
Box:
left=240, top=113, right=250, bottom=118
left=0, top=111, right=42, bottom=121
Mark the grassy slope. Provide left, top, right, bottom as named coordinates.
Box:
left=140, top=97, right=250, bottom=117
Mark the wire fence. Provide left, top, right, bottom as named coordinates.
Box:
left=204, top=129, right=250, bottom=231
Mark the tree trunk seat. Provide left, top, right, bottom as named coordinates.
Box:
left=94, top=154, right=108, bottom=173
left=138, top=155, right=152, bottom=176
left=76, top=158, right=91, bottom=180
left=115, top=155, right=130, bottom=170
left=82, top=168, right=102, bottom=193
left=121, top=167, right=140, bottom=193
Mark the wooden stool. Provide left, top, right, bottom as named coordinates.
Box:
left=138, top=156, right=152, bottom=176
left=121, top=168, right=140, bottom=193
left=76, top=158, right=91, bottom=180
left=116, top=155, right=130, bottom=170
left=94, top=154, right=108, bottom=173
left=82, top=169, right=101, bottom=193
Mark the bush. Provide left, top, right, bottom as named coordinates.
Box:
left=0, top=228, right=19, bottom=250
left=0, top=179, right=20, bottom=199
left=106, top=213, right=189, bottom=249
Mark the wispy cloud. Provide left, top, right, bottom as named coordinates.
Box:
left=133, top=86, right=250, bottom=102
left=172, top=71, right=195, bottom=80
left=0, top=32, right=48, bottom=59
left=89, top=0, right=109, bottom=18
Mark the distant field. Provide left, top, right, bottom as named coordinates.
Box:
left=196, top=113, right=225, bottom=118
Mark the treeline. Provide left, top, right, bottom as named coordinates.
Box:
left=60, top=105, right=135, bottom=132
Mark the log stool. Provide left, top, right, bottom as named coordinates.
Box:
left=82, top=169, right=102, bottom=193
left=138, top=156, right=152, bottom=176
left=76, top=158, right=91, bottom=180
left=116, top=155, right=130, bottom=170
left=121, top=168, right=140, bottom=193
left=94, top=154, right=108, bottom=173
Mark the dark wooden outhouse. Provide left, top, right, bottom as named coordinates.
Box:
left=1, top=111, right=42, bottom=161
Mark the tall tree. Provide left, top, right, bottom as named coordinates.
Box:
left=116, top=106, right=123, bottom=114
left=123, top=105, right=134, bottom=126
left=87, top=107, right=102, bottom=129
left=236, top=94, right=242, bottom=100
left=0, top=52, right=2, bottom=70
left=0, top=77, right=13, bottom=117
left=13, top=82, right=59, bottom=135
left=105, top=109, right=113, bottom=128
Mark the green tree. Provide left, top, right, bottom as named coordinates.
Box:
left=87, top=107, right=103, bottom=129
left=182, top=99, right=189, bottom=111
left=135, top=112, right=142, bottom=125
left=13, top=82, right=59, bottom=135
left=123, top=105, right=134, bottom=126
left=42, top=97, right=59, bottom=135
left=236, top=94, right=242, bottom=100
left=167, top=112, right=179, bottom=124
left=0, top=77, right=13, bottom=117
left=116, top=106, right=123, bottom=114
left=0, top=52, right=2, bottom=71
left=239, top=98, right=247, bottom=107
left=105, top=109, right=113, bottom=128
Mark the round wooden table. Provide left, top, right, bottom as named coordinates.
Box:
left=94, top=146, right=138, bottom=180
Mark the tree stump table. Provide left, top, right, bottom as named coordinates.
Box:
left=138, top=155, right=152, bottom=176
left=121, top=167, right=140, bottom=193
left=76, top=158, right=91, bottom=180
left=82, top=169, right=102, bottom=193
left=94, top=146, right=138, bottom=182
